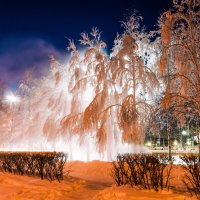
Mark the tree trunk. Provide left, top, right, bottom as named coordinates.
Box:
left=198, top=139, right=200, bottom=162
left=168, top=131, right=172, bottom=161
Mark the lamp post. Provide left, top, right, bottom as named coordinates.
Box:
left=181, top=130, right=187, bottom=148
left=4, top=91, right=21, bottom=142
left=146, top=141, right=152, bottom=147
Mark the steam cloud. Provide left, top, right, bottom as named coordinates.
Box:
left=0, top=37, right=65, bottom=88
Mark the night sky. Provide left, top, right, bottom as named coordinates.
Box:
left=0, top=0, right=172, bottom=88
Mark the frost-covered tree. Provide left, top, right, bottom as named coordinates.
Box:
left=61, top=28, right=109, bottom=147
left=158, top=0, right=200, bottom=156
left=62, top=15, right=159, bottom=152
left=110, top=14, right=160, bottom=146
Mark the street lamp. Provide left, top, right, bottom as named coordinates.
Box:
left=4, top=91, right=21, bottom=143
left=4, top=91, right=21, bottom=106
left=173, top=140, right=178, bottom=147
left=146, top=141, right=152, bottom=147
left=181, top=130, right=188, bottom=148
left=182, top=130, right=187, bottom=136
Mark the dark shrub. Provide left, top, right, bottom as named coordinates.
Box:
left=180, top=155, right=200, bottom=199
left=0, top=151, right=67, bottom=182
left=112, top=154, right=173, bottom=191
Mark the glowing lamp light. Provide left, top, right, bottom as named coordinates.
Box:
left=4, top=91, right=21, bottom=106
left=182, top=130, right=187, bottom=136
left=186, top=139, right=191, bottom=146
left=146, top=141, right=152, bottom=147
left=173, top=140, right=178, bottom=146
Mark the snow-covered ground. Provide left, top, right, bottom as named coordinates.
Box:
left=0, top=161, right=197, bottom=199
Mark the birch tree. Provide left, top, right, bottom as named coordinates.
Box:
left=62, top=15, right=159, bottom=152
left=158, top=0, right=200, bottom=156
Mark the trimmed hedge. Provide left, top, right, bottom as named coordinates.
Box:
left=112, top=154, right=173, bottom=191
left=0, top=151, right=67, bottom=182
